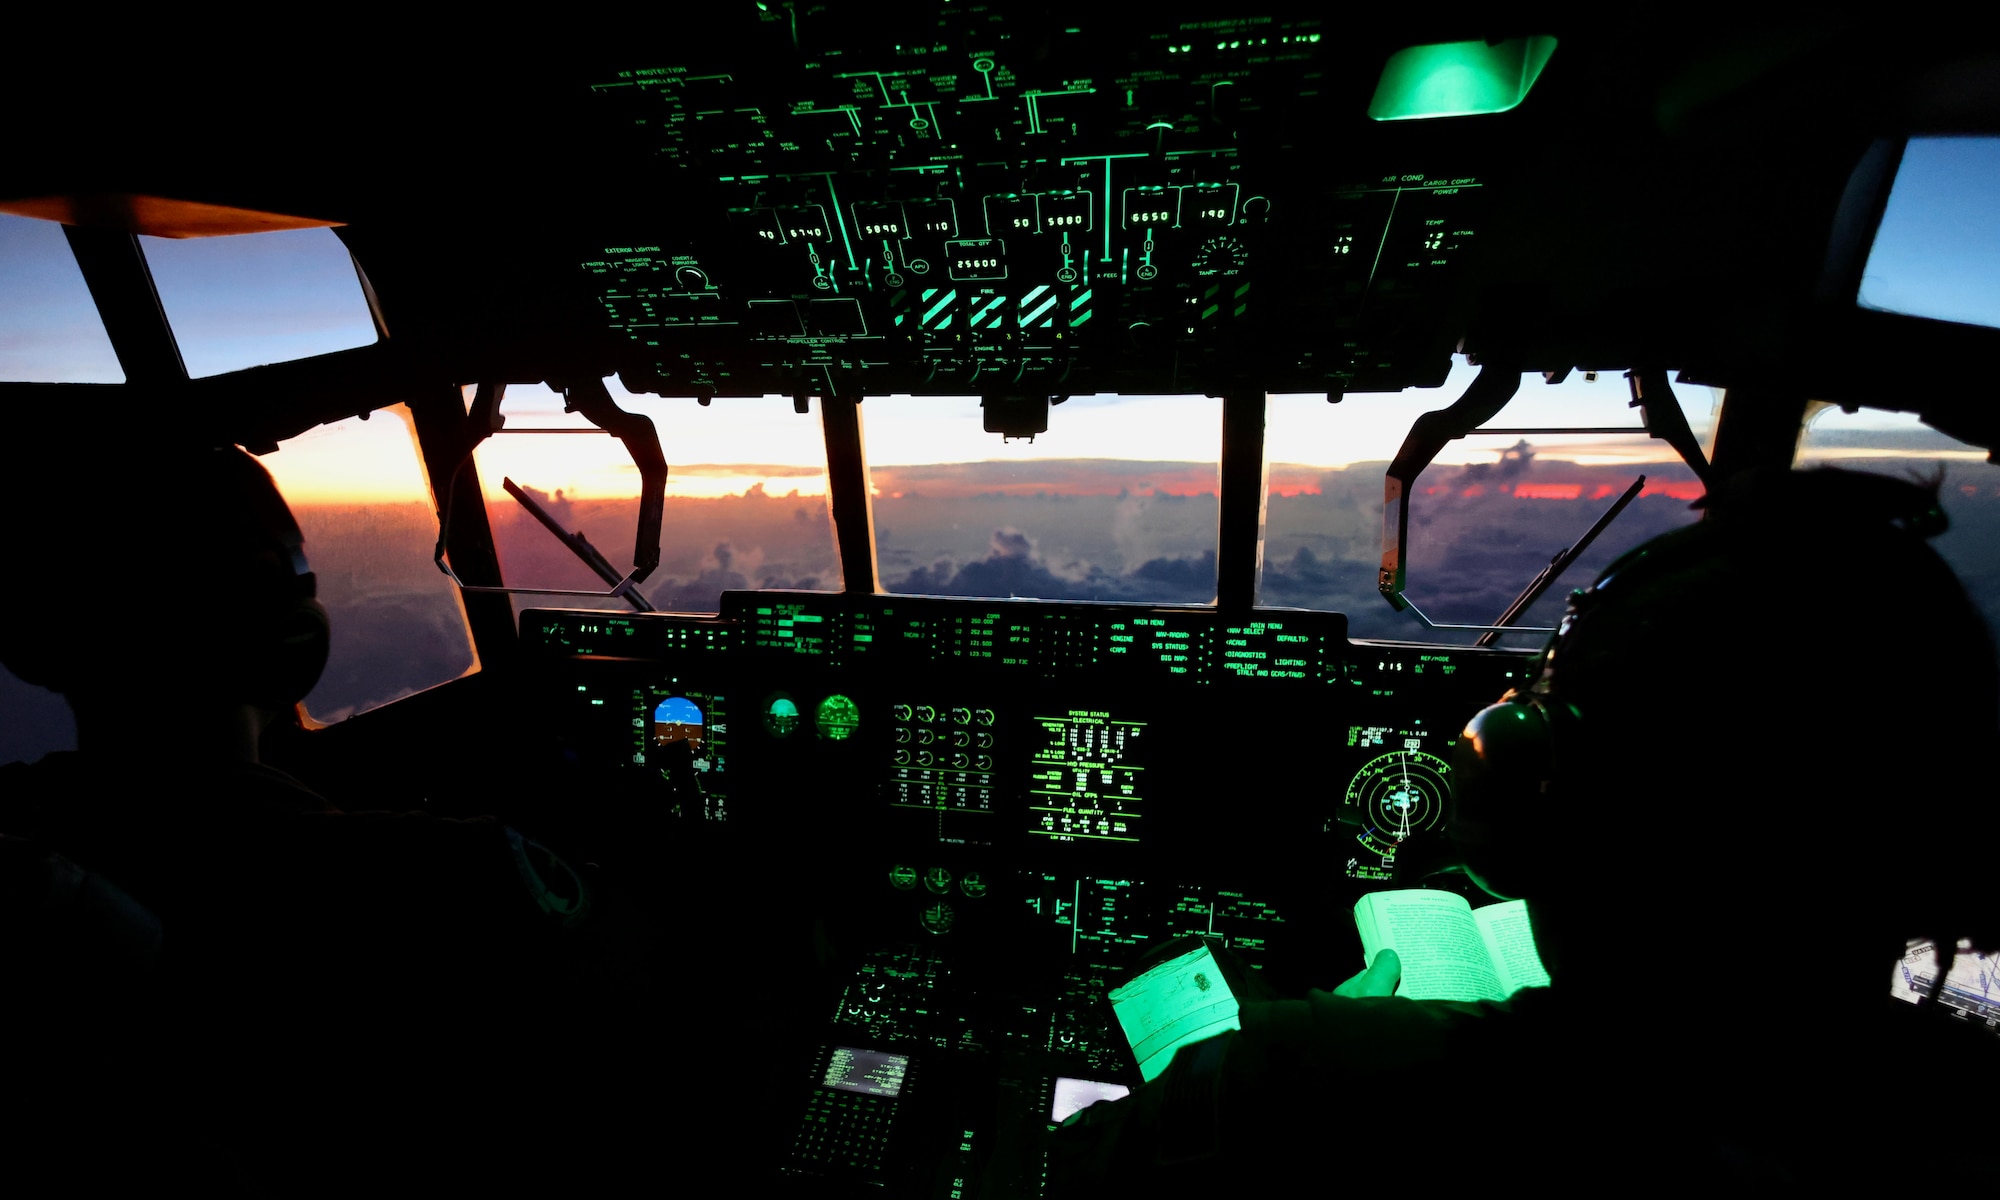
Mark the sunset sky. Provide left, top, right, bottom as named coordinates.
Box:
left=262, top=362, right=1744, bottom=507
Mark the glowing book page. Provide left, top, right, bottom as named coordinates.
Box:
left=1108, top=943, right=1242, bottom=1083
left=1354, top=889, right=1507, bottom=1002
left=1472, top=899, right=1551, bottom=994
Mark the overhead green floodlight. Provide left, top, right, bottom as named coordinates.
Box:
left=1368, top=36, right=1557, bottom=121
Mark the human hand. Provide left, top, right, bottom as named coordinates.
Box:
left=1331, top=949, right=1400, bottom=998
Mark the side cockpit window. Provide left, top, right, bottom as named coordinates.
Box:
left=140, top=227, right=378, bottom=377
left=260, top=406, right=480, bottom=723
left=1796, top=405, right=2000, bottom=647
left=0, top=214, right=124, bottom=383
left=1, top=214, right=114, bottom=765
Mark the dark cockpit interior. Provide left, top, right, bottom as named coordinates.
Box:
left=5, top=10, right=1998, bottom=1193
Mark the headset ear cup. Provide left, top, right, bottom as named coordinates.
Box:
left=1452, top=696, right=1562, bottom=898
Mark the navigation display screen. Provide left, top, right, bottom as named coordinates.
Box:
left=1028, top=710, right=1147, bottom=843
left=823, top=1046, right=909, bottom=1097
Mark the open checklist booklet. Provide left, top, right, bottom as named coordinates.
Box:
left=1354, top=889, right=1551, bottom=1002
left=1108, top=942, right=1241, bottom=1083
left=1108, top=892, right=1550, bottom=1082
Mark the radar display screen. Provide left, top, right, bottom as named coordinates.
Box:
left=1029, top=711, right=1146, bottom=843
left=1331, top=720, right=1452, bottom=881
left=824, top=1046, right=909, bottom=1097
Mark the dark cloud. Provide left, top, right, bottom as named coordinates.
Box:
left=1456, top=439, right=1536, bottom=483
left=872, top=459, right=1220, bottom=498
left=660, top=541, right=749, bottom=611
left=1132, top=550, right=1216, bottom=589
left=889, top=527, right=1216, bottom=603
left=990, top=527, right=1034, bottom=558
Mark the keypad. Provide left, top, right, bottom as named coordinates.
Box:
left=792, top=1086, right=895, bottom=1172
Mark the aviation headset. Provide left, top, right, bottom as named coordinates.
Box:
left=1447, top=467, right=1969, bottom=904
left=1445, top=528, right=1698, bottom=901
left=0, top=445, right=331, bottom=712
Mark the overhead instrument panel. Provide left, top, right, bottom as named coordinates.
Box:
left=574, top=4, right=1487, bottom=397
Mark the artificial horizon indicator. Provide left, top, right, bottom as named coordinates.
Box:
left=653, top=694, right=705, bottom=750
left=764, top=693, right=801, bottom=737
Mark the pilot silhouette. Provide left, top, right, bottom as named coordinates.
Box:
left=0, top=442, right=609, bottom=1191
left=1054, top=466, right=1998, bottom=1191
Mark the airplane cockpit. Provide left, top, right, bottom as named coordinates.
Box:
left=4, top=10, right=1998, bottom=1193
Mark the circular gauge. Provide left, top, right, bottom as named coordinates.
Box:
left=1341, top=750, right=1453, bottom=844
left=959, top=871, right=988, bottom=899
left=888, top=864, right=919, bottom=891
left=762, top=693, right=800, bottom=738
left=1194, top=235, right=1248, bottom=277
left=921, top=902, right=957, bottom=935
left=816, top=693, right=861, bottom=741
left=924, top=866, right=953, bottom=895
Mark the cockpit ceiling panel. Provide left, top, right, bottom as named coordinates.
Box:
left=561, top=9, right=1484, bottom=396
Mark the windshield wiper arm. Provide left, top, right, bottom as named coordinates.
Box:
left=1475, top=474, right=1645, bottom=648
left=504, top=477, right=655, bottom=613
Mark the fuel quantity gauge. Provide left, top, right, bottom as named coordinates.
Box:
left=1193, top=235, right=1248, bottom=278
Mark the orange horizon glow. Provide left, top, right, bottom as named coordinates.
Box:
left=271, top=452, right=1995, bottom=508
